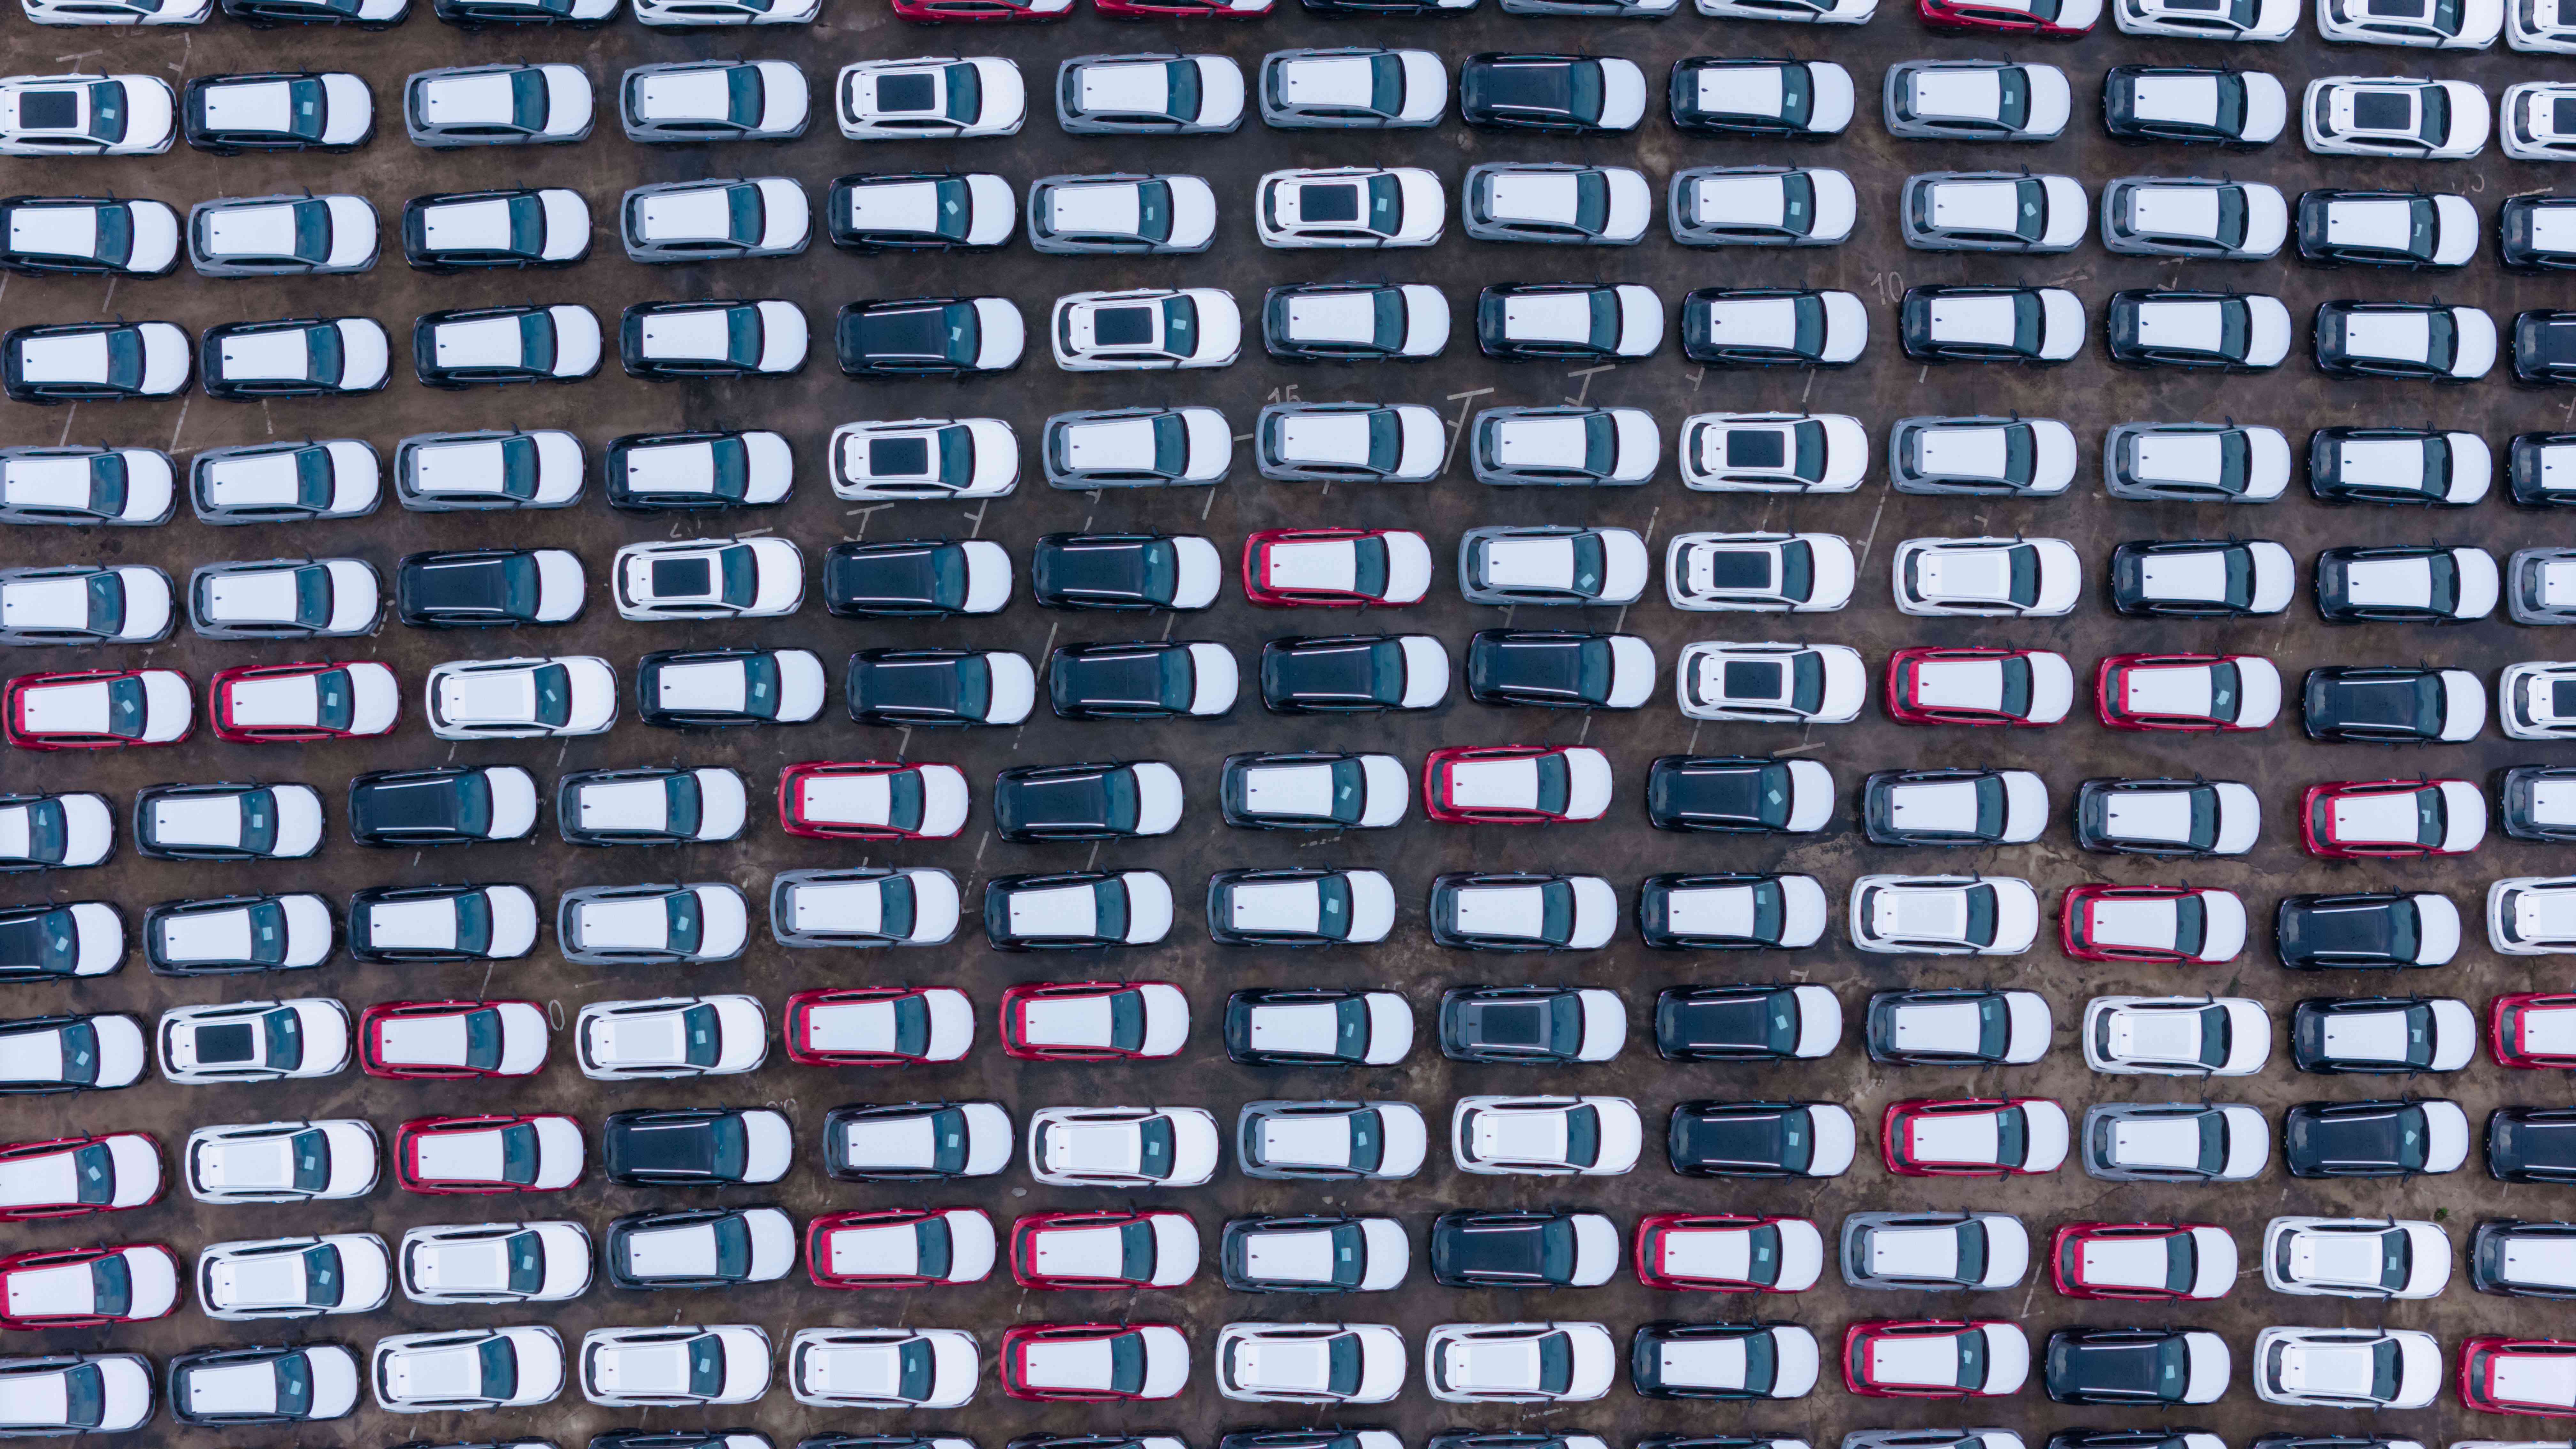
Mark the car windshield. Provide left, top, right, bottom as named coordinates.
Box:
left=258, top=1006, right=304, bottom=1068
left=85, top=1251, right=132, bottom=1316
left=294, top=1244, right=341, bottom=1308
left=1955, top=1329, right=1987, bottom=1389
left=525, top=664, right=570, bottom=728
left=1323, top=1333, right=1365, bottom=1397
left=497, top=1122, right=540, bottom=1184
left=2370, top=1338, right=2403, bottom=1400
left=84, top=80, right=127, bottom=142
left=1582, top=288, right=1620, bottom=351
left=94, top=328, right=144, bottom=391
left=237, top=898, right=287, bottom=964
left=83, top=571, right=123, bottom=637
left=2171, top=893, right=2208, bottom=955
left=1157, top=59, right=1200, bottom=122
left=495, top=193, right=545, bottom=257
left=60, top=1363, right=103, bottom=1428
left=891, top=1338, right=934, bottom=1401
left=2417, top=87, right=2449, bottom=145
left=1086, top=878, right=1136, bottom=944
left=705, top=1114, right=748, bottom=1181
left=1967, top=994, right=2011, bottom=1057
left=288, top=446, right=337, bottom=511
left=1527, top=753, right=1574, bottom=816
left=1538, top=1331, right=1577, bottom=1393
left=468, top=1335, right=517, bottom=1400
left=289, top=1128, right=332, bottom=1192
left=86, top=451, right=130, bottom=515
left=1368, top=288, right=1407, bottom=352
left=2182, top=788, right=2221, bottom=850
left=688, top=1336, right=726, bottom=1399
left=510, top=311, right=555, bottom=373
left=1775, top=65, right=1813, bottom=125
left=1343, top=1108, right=1385, bottom=1173
left=502, top=1231, right=547, bottom=1293
left=71, top=1140, right=117, bottom=1204
left=1565, top=171, right=1611, bottom=236
left=284, top=199, right=332, bottom=263
left=2189, top=1110, right=2228, bottom=1174
left=1105, top=1331, right=1148, bottom=1394
left=1969, top=776, right=2009, bottom=839
left=282, top=563, right=332, bottom=628
left=1994, top=68, right=2030, bottom=127
left=1562, top=1102, right=1601, bottom=1167
left=1564, top=62, right=1604, bottom=124
left=273, top=1354, right=312, bottom=1417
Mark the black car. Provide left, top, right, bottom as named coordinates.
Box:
left=2110, top=539, right=2277, bottom=618
left=2516, top=310, right=2576, bottom=386
left=0, top=196, right=176, bottom=277
left=413, top=305, right=591, bottom=390
left=1223, top=989, right=1392, bottom=1065
left=1217, top=1215, right=1386, bottom=1292
left=2296, top=190, right=2457, bottom=268
left=821, top=1439, right=982, bottom=1449
left=2, top=322, right=185, bottom=404
left=1459, top=54, right=1633, bottom=133
left=1668, top=57, right=1832, bottom=135
left=1206, top=869, right=1384, bottom=947
left=2303, top=666, right=2465, bottom=743
left=1861, top=767, right=2026, bottom=846
left=819, top=1102, right=993, bottom=1181
left=1900, top=284, right=2070, bottom=365
left=846, top=648, right=1005, bottom=727
left=2276, top=892, right=2448, bottom=969
left=2503, top=194, right=2576, bottom=273
left=1631, top=1323, right=1804, bottom=1401
left=201, top=318, right=386, bottom=400
left=1866, top=989, right=2027, bottom=1066
left=1655, top=985, right=1827, bottom=1061
left=1646, top=755, right=1814, bottom=833
left=638, top=648, right=814, bottom=730
left=2043, top=1329, right=2208, bottom=1405
left=604, top=431, right=778, bottom=511
left=603, top=1207, right=782, bottom=1289
left=166, top=1344, right=350, bottom=1424
left=618, top=301, right=795, bottom=381
left=824, top=540, right=994, bottom=618
left=133, top=783, right=302, bottom=861
left=1031, top=533, right=1207, bottom=612
left=2074, top=778, right=2240, bottom=857
left=2104, top=290, right=2279, bottom=372
left=1639, top=875, right=1816, bottom=952
left=2313, top=299, right=2477, bottom=381
left=2292, top=997, right=2456, bottom=1074
left=2306, top=427, right=2475, bottom=505
left=395, top=549, right=566, bottom=628
left=1219, top=750, right=1397, bottom=831
left=1681, top=288, right=1855, bottom=368
left=2315, top=545, right=2484, bottom=623
left=1475, top=283, right=1637, bottom=362
left=557, top=766, right=722, bottom=847
left=2490, top=1107, right=2576, bottom=1184
left=1425, top=873, right=1600, bottom=952
left=2248, top=1439, right=2409, bottom=1449
left=2471, top=1219, right=2576, bottom=1296
left=182, top=73, right=370, bottom=153
left=1668, top=1100, right=1840, bottom=1177
left=1466, top=630, right=1638, bottom=709
left=826, top=174, right=997, bottom=253
left=993, top=762, right=1169, bottom=843
left=348, top=766, right=534, bottom=846
left=222, top=0, right=404, bottom=23
left=1261, top=635, right=1425, bottom=715
left=1431, top=1209, right=1602, bottom=1289
left=1225, top=1435, right=1389, bottom=1449
left=403, top=189, right=584, bottom=273
left=2054, top=1435, right=2224, bottom=1449
left=2284, top=1098, right=2461, bottom=1178
left=836, top=297, right=998, bottom=377
left=1439, top=985, right=1613, bottom=1064
left=597, top=1434, right=768, bottom=1449
left=2512, top=431, right=2576, bottom=507
left=0, top=902, right=119, bottom=982
left=141, top=894, right=325, bottom=974
left=1051, top=640, right=1225, bottom=720
left=2502, top=765, right=2576, bottom=840
left=2102, top=65, right=2269, bottom=146
left=1261, top=282, right=1427, bottom=363
left=601, top=1108, right=778, bottom=1187
left=345, top=884, right=510, bottom=962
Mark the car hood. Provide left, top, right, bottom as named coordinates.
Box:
left=2213, top=781, right=2263, bottom=855
left=2240, top=70, right=2289, bottom=142
left=2450, top=305, right=2499, bottom=379
left=1807, top=62, right=1856, bottom=133
left=2197, top=888, right=2249, bottom=962
left=1805, top=1105, right=1857, bottom=1177
left=1396, top=634, right=1451, bottom=709
left=1401, top=284, right=1451, bottom=356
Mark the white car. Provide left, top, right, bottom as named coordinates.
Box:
left=196, top=1235, right=388, bottom=1320
left=1257, top=167, right=1443, bottom=248
left=2118, top=0, right=2295, bottom=33
left=157, top=999, right=350, bottom=1085
left=838, top=57, right=1024, bottom=139
left=1469, top=164, right=1651, bottom=246
left=0, top=566, right=170, bottom=646
left=425, top=656, right=618, bottom=740
left=2082, top=996, right=2273, bottom=1075
left=1053, top=288, right=1241, bottom=370
left=0, top=791, right=111, bottom=872
left=185, top=1119, right=379, bottom=1203
left=1891, top=416, right=2077, bottom=495
left=2502, top=662, right=2576, bottom=739
left=0, top=1131, right=158, bottom=1215
left=397, top=1222, right=594, bottom=1305
left=1217, top=1323, right=1407, bottom=1403
left=1268, top=282, right=1450, bottom=360
left=1043, top=407, right=1231, bottom=488
left=624, top=60, right=810, bottom=142
left=1675, top=642, right=1865, bottom=724
left=0, top=73, right=176, bottom=154
left=2491, top=876, right=2576, bottom=954
left=988, top=871, right=1171, bottom=947
left=2296, top=996, right=2476, bottom=1070
left=1664, top=532, right=1857, bottom=612
left=576, top=996, right=769, bottom=1080
left=1892, top=537, right=2083, bottom=617
left=189, top=194, right=377, bottom=276
left=150, top=892, right=332, bottom=973
left=1486, top=282, right=1662, bottom=358
left=1469, top=407, right=1658, bottom=487
left=579, top=1326, right=772, bottom=1407
left=0, top=443, right=175, bottom=525
left=773, top=868, right=964, bottom=948
left=5, top=321, right=189, bottom=400
left=2504, top=80, right=2576, bottom=157
left=373, top=1327, right=564, bottom=1413
left=1027, top=1106, right=1221, bottom=1187
left=1437, top=746, right=1613, bottom=824
left=23, top=0, right=209, bottom=21
left=830, top=418, right=1018, bottom=500
left=1424, top=1322, right=1617, bottom=1403
left=787, top=1328, right=978, bottom=1409
left=1845, top=1215, right=2028, bottom=1291
left=190, top=558, right=381, bottom=639
left=622, top=178, right=808, bottom=261
left=2304, top=76, right=2490, bottom=156
left=1849, top=875, right=2042, bottom=955
left=613, top=538, right=804, bottom=621
left=2252, top=1327, right=2442, bottom=1407
left=2318, top=0, right=2501, bottom=44
left=2262, top=1218, right=2453, bottom=1297
left=1451, top=1097, right=1642, bottom=1177
left=1678, top=412, right=1868, bottom=492
left=2105, top=423, right=2294, bottom=504
left=2516, top=0, right=2576, bottom=45
left=404, top=64, right=586, bottom=148
left=396, top=429, right=586, bottom=511
left=1669, top=166, right=1856, bottom=247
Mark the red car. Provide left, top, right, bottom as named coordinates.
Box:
left=1843, top=1320, right=2031, bottom=1397
left=1011, top=1210, right=1200, bottom=1290
left=806, top=1207, right=998, bottom=1289
left=394, top=1113, right=584, bottom=1195
left=998, top=981, right=1189, bottom=1062
left=1422, top=745, right=1613, bottom=824
left=889, top=0, right=1070, bottom=18
left=2493, top=993, right=2576, bottom=1067
left=1881, top=1098, right=2070, bottom=1177
left=776, top=760, right=970, bottom=840
left=357, top=1000, right=550, bottom=1080
left=1240, top=528, right=1433, bottom=609
left=783, top=986, right=975, bottom=1067
left=1882, top=647, right=2073, bottom=726
left=2049, top=1222, right=2237, bottom=1300
left=0, top=1244, right=181, bottom=1329
left=206, top=660, right=399, bottom=743
left=0, top=1133, right=162, bottom=1221
left=1917, top=0, right=2097, bottom=35
left=2302, top=777, right=2487, bottom=858
left=2058, top=884, right=2248, bottom=965
left=2461, top=1337, right=2576, bottom=1416
left=2095, top=653, right=2280, bottom=732
left=4, top=668, right=192, bottom=749
left=1096, top=0, right=1271, bottom=12
left=1633, top=1212, right=1826, bottom=1292
left=998, top=1322, right=1190, bottom=1401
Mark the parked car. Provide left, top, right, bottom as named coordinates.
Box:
left=1669, top=58, right=1853, bottom=135
left=1669, top=1101, right=1858, bottom=1178
left=184, top=1119, right=376, bottom=1202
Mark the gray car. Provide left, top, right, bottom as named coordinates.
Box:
left=1839, top=1212, right=2030, bottom=1291
left=1255, top=402, right=1445, bottom=484
left=2100, top=176, right=2289, bottom=259
left=1463, top=163, right=1651, bottom=245
left=769, top=867, right=959, bottom=948
left=190, top=440, right=382, bottom=523
left=1042, top=407, right=1232, bottom=489
left=1843, top=1433, right=2023, bottom=1449
left=1503, top=0, right=1677, bottom=12
left=0, top=446, right=177, bottom=526
left=1883, top=60, right=2071, bottom=142
left=187, top=558, right=383, bottom=639
left=2081, top=1101, right=2271, bottom=1182
left=620, top=178, right=810, bottom=262
left=1236, top=1100, right=1426, bottom=1181
left=1257, top=48, right=1446, bottom=129
left=2512, top=547, right=2576, bottom=625
left=0, top=565, right=173, bottom=646
left=2102, top=421, right=2293, bottom=503
left=1889, top=416, right=2078, bottom=496
left=1667, top=165, right=1858, bottom=248
left=1458, top=525, right=1650, bottom=606
left=187, top=195, right=379, bottom=277
left=619, top=60, right=810, bottom=143
left=394, top=431, right=586, bottom=512
left=403, top=63, right=595, bottom=148
left=557, top=883, right=749, bottom=967
left=1469, top=407, right=1659, bottom=486
left=1899, top=171, right=2087, bottom=251
left=1057, top=53, right=1245, bottom=135
left=1025, top=173, right=1218, bottom=254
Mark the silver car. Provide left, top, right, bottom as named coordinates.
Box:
left=1840, top=1212, right=2030, bottom=1291
left=2099, top=176, right=2289, bottom=259
left=1057, top=53, right=1245, bottom=134
left=1042, top=407, right=1231, bottom=489
left=1025, top=173, right=1217, bottom=253
left=190, top=441, right=382, bottom=523
left=1883, top=60, right=2071, bottom=141
left=2080, top=1101, right=2270, bottom=1182
left=188, top=558, right=382, bottom=638
left=1255, top=402, right=1444, bottom=483
left=187, top=194, right=378, bottom=276
left=1667, top=165, right=1857, bottom=247
left=394, top=430, right=585, bottom=511
left=1900, top=170, right=2087, bottom=251
left=403, top=63, right=594, bottom=147
left=0, top=445, right=176, bottom=525
left=2101, top=421, right=2293, bottom=502
left=1457, top=525, right=1650, bottom=606
left=1468, top=407, right=1658, bottom=486
left=619, top=59, right=810, bottom=142
left=1462, top=163, right=1650, bottom=245
left=1257, top=48, right=1445, bottom=129
left=2511, top=547, right=2576, bottom=624
left=621, top=178, right=809, bottom=262
left=1889, top=416, right=2078, bottom=496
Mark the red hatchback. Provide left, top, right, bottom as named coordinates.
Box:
left=1096, top=0, right=1270, bottom=13
left=2059, top=884, right=2248, bottom=965
left=357, top=1000, right=549, bottom=1080
left=0, top=1133, right=162, bottom=1221
left=999, top=1322, right=1190, bottom=1401
left=1881, top=1098, right=2070, bottom=1177
left=4, top=668, right=191, bottom=749
left=2049, top=1222, right=2237, bottom=1300
left=1010, top=1209, right=1199, bottom=1290
left=2493, top=993, right=2576, bottom=1067
left=394, top=1113, right=584, bottom=1195
left=2461, top=1337, right=2576, bottom=1416
left=998, top=981, right=1189, bottom=1062
left=776, top=760, right=970, bottom=840
left=1883, top=647, right=2073, bottom=726
left=1917, top=0, right=2098, bottom=34
left=206, top=660, right=399, bottom=743
left=1843, top=1319, right=2030, bottom=1397
left=890, top=0, right=1071, bottom=17
left=2095, top=653, right=2280, bottom=732
left=1633, top=1212, right=1826, bottom=1292
left=1422, top=745, right=1613, bottom=824
left=1240, top=528, right=1433, bottom=608
left=806, top=1207, right=997, bottom=1289
left=2302, top=777, right=2487, bottom=858
left=0, top=1244, right=181, bottom=1329
left=783, top=985, right=975, bottom=1067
